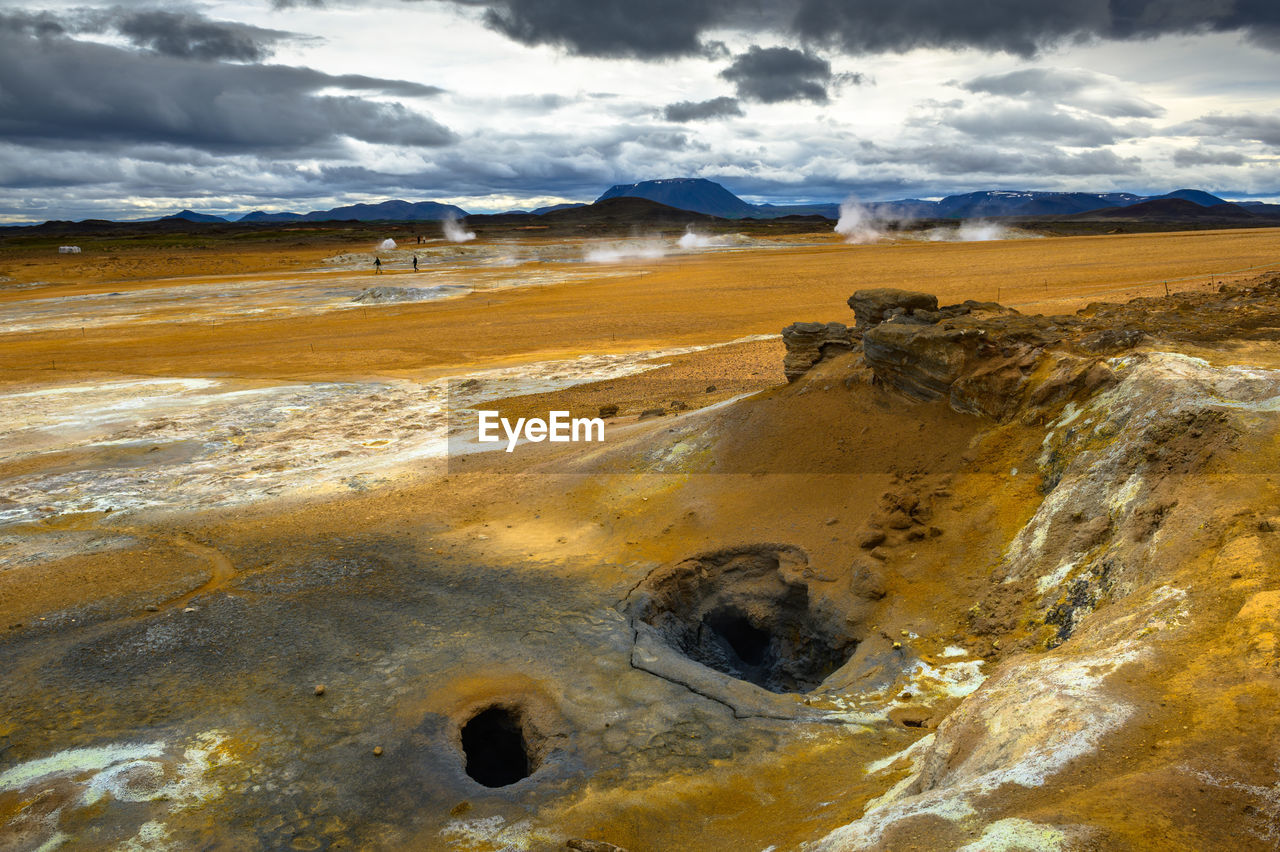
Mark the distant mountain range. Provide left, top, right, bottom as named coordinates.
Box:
left=158, top=199, right=466, bottom=224
left=596, top=178, right=842, bottom=218
left=589, top=180, right=1280, bottom=221
left=1069, top=197, right=1276, bottom=221
left=37, top=178, right=1280, bottom=227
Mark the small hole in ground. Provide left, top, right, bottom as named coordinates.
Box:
left=461, top=707, right=532, bottom=788
left=705, top=608, right=771, bottom=666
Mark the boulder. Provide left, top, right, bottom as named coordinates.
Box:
left=848, top=289, right=939, bottom=328
left=781, top=321, right=855, bottom=382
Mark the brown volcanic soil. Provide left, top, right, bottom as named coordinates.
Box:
left=3, top=230, right=1280, bottom=850
left=2, top=227, right=1279, bottom=388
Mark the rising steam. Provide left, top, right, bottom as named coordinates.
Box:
left=677, top=227, right=714, bottom=250
left=834, top=198, right=885, bottom=244
left=583, top=240, right=667, bottom=263
left=442, top=215, right=476, bottom=243
left=378, top=238, right=397, bottom=250
left=923, top=221, right=1040, bottom=242
left=926, top=221, right=1011, bottom=242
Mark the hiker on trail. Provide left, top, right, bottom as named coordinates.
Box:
left=413, top=255, right=419, bottom=272
left=374, top=257, right=382, bottom=274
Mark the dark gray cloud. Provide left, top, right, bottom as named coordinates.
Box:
left=479, top=0, right=728, bottom=58
left=1, top=6, right=299, bottom=63
left=440, top=0, right=1280, bottom=58
left=325, top=74, right=445, bottom=98
left=0, top=29, right=453, bottom=152
left=0, top=9, right=66, bottom=37
left=111, top=9, right=291, bottom=62
left=720, top=46, right=831, bottom=104
left=1178, top=112, right=1280, bottom=146
left=663, top=96, right=743, bottom=122
left=792, top=0, right=1280, bottom=56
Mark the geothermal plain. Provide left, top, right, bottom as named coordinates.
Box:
left=3, top=222, right=1280, bottom=850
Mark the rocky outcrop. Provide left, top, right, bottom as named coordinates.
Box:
left=781, top=321, right=854, bottom=382
left=859, top=323, right=989, bottom=400
left=788, top=279, right=1280, bottom=420
left=848, top=289, right=938, bottom=328
left=859, top=305, right=1073, bottom=420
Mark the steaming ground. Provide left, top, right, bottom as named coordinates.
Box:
left=834, top=198, right=1040, bottom=244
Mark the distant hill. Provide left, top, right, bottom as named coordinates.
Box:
left=597, top=178, right=844, bottom=219
left=159, top=209, right=228, bottom=223
left=238, top=210, right=304, bottom=223
left=1068, top=198, right=1265, bottom=221
left=1238, top=201, right=1280, bottom=215
left=531, top=203, right=587, bottom=215
left=597, top=178, right=758, bottom=218
left=545, top=196, right=720, bottom=225
left=928, top=191, right=1145, bottom=218
left=238, top=199, right=466, bottom=223
left=853, top=188, right=1248, bottom=220
left=862, top=199, right=943, bottom=219
left=753, top=202, right=841, bottom=219
left=1148, top=189, right=1228, bottom=206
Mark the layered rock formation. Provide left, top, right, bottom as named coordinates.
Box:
left=781, top=322, right=854, bottom=382
left=788, top=280, right=1280, bottom=422
left=847, top=288, right=938, bottom=328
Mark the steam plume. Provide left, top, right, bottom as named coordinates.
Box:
left=677, top=227, right=714, bottom=249
left=834, top=198, right=884, bottom=244
left=443, top=215, right=476, bottom=243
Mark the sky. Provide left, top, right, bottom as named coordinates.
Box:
left=1, top=0, right=1278, bottom=221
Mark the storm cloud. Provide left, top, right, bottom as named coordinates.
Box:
left=442, top=0, right=1280, bottom=58
left=111, top=9, right=293, bottom=62
left=479, top=0, right=728, bottom=58
left=1, top=6, right=298, bottom=62
left=720, top=46, right=832, bottom=104
left=663, top=97, right=744, bottom=122
left=0, top=29, right=454, bottom=152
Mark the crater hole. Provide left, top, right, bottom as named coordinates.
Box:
left=631, top=546, right=857, bottom=694
left=460, top=706, right=532, bottom=788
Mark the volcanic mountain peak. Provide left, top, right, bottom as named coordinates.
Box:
left=596, top=177, right=760, bottom=219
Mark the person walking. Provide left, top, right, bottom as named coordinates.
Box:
left=412, top=255, right=419, bottom=272
left=373, top=257, right=382, bottom=274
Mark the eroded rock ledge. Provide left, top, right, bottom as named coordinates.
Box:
left=784, top=278, right=1280, bottom=421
